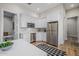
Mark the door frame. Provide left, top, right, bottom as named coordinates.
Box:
left=0, top=9, right=20, bottom=42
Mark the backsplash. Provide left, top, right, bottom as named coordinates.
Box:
left=36, top=28, right=46, bottom=32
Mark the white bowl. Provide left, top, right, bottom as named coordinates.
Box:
left=0, top=45, right=13, bottom=51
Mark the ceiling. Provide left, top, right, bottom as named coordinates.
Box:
left=21, top=3, right=79, bottom=18
left=22, top=3, right=79, bottom=14
left=64, top=3, right=79, bottom=10
left=23, top=3, right=59, bottom=14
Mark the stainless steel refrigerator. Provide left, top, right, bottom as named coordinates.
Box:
left=47, top=21, right=58, bottom=47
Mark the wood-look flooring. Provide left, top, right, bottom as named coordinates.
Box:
left=60, top=37, right=79, bottom=56
left=31, top=37, right=79, bottom=56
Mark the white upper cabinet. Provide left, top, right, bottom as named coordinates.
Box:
left=20, top=14, right=47, bottom=28
left=20, top=14, right=36, bottom=28
left=20, top=14, right=27, bottom=27
left=36, top=32, right=46, bottom=41
left=35, top=19, right=47, bottom=28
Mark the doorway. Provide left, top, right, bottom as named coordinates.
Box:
left=3, top=11, right=17, bottom=41
left=64, top=16, right=79, bottom=55
left=47, top=21, right=58, bottom=47
left=67, top=17, right=78, bottom=43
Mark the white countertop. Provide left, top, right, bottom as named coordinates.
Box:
left=0, top=39, right=47, bottom=56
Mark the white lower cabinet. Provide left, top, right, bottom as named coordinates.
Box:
left=36, top=32, right=46, bottom=41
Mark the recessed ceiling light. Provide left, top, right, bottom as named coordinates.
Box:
left=37, top=8, right=40, bottom=11
left=70, top=4, right=74, bottom=8
left=31, top=13, right=39, bottom=18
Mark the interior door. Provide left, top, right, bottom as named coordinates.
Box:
left=47, top=21, right=58, bottom=47
left=67, top=17, right=78, bottom=43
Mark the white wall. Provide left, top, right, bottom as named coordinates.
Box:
left=0, top=10, right=3, bottom=42
left=66, top=8, right=79, bottom=18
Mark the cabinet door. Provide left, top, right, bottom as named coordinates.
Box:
left=20, top=14, right=27, bottom=27
left=35, top=19, right=46, bottom=28
left=35, top=20, right=40, bottom=28
left=40, top=19, right=47, bottom=28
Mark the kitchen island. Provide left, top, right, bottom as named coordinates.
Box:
left=0, top=39, right=47, bottom=56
